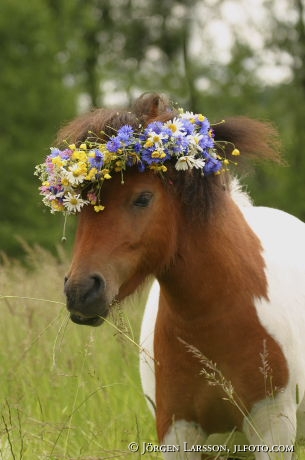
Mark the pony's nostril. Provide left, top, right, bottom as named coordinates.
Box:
left=90, top=274, right=105, bottom=293
left=82, top=274, right=106, bottom=303
left=64, top=273, right=106, bottom=314
left=64, top=275, right=68, bottom=285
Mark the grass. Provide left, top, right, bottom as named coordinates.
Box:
left=0, top=245, right=159, bottom=459
left=1, top=245, right=304, bottom=460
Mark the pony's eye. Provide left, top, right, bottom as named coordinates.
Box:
left=133, top=192, right=153, bottom=208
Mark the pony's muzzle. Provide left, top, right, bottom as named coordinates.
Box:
left=64, top=273, right=109, bottom=326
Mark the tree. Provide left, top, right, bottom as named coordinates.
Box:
left=0, top=0, right=77, bottom=256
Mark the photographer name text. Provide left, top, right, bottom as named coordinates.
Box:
left=128, top=441, right=295, bottom=455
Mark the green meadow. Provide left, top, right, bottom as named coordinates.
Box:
left=1, top=245, right=304, bottom=460
left=0, top=246, right=159, bottom=459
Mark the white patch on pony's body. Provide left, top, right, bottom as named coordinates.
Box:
left=139, top=180, right=305, bottom=457
left=243, top=394, right=297, bottom=460
left=229, top=176, right=253, bottom=208
left=240, top=205, right=305, bottom=448
left=139, top=280, right=159, bottom=415
left=162, top=420, right=206, bottom=459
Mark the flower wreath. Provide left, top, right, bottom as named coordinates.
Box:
left=35, top=109, right=240, bottom=214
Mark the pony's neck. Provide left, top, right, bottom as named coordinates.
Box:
left=158, top=194, right=268, bottom=322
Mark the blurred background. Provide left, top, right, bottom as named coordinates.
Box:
left=1, top=0, right=305, bottom=258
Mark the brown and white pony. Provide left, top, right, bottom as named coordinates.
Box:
left=62, top=94, right=305, bottom=459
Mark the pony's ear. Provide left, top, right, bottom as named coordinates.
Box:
left=132, top=92, right=172, bottom=124
left=213, top=116, right=283, bottom=165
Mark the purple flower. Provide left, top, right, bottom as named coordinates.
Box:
left=117, top=125, right=134, bottom=144
left=49, top=148, right=61, bottom=157
left=89, top=149, right=104, bottom=169
left=199, top=134, right=215, bottom=150
left=181, top=119, right=195, bottom=135
left=171, top=134, right=190, bottom=154
left=133, top=141, right=142, bottom=153
left=145, top=121, right=164, bottom=134
left=49, top=148, right=71, bottom=160
left=141, top=150, right=157, bottom=165
left=203, top=154, right=222, bottom=175
left=198, top=119, right=210, bottom=135
left=138, top=161, right=146, bottom=172
left=106, top=137, right=122, bottom=152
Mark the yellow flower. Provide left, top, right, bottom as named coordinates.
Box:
left=167, top=123, right=177, bottom=132
left=149, top=164, right=167, bottom=172
left=62, top=177, right=70, bottom=186
left=80, top=143, right=87, bottom=150
left=153, top=134, right=162, bottom=143
left=72, top=150, right=88, bottom=162
left=69, top=143, right=76, bottom=151
left=151, top=151, right=167, bottom=159
left=73, top=162, right=87, bottom=176
left=42, top=181, right=50, bottom=186
left=144, top=139, right=154, bottom=148
left=198, top=114, right=206, bottom=122
left=232, top=148, right=240, bottom=156
left=102, top=169, right=112, bottom=179
left=114, top=160, right=124, bottom=172
left=94, top=205, right=105, bottom=212
left=51, top=200, right=65, bottom=211
left=86, top=168, right=98, bottom=181
left=223, top=159, right=230, bottom=165
left=52, top=156, right=65, bottom=167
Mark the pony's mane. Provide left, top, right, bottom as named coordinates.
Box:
left=56, top=92, right=282, bottom=219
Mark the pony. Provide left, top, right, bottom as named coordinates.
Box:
left=59, top=93, right=305, bottom=459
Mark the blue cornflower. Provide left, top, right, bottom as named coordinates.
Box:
left=203, top=154, right=222, bottom=175
left=199, top=134, right=215, bottom=150
left=141, top=150, right=157, bottom=165
left=89, top=149, right=104, bottom=169
left=145, top=121, right=164, bottom=134
left=138, top=161, right=146, bottom=172
left=198, top=119, right=210, bottom=135
left=49, top=148, right=62, bottom=157
left=181, top=119, right=195, bottom=135
left=106, top=137, right=122, bottom=152
left=117, top=125, right=134, bottom=144
left=171, top=134, right=190, bottom=155
left=133, top=141, right=142, bottom=153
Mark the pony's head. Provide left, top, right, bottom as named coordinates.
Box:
left=64, top=167, right=180, bottom=326
left=36, top=93, right=280, bottom=326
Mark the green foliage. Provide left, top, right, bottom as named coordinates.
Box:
left=0, top=247, right=158, bottom=458
left=1, top=247, right=305, bottom=458
left=1, top=0, right=305, bottom=257
left=0, top=0, right=77, bottom=257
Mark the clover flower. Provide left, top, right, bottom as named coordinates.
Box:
left=35, top=109, right=240, bottom=214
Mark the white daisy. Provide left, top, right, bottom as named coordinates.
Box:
left=179, top=110, right=195, bottom=120
left=187, top=133, right=204, bottom=154
left=144, top=131, right=168, bottom=149
left=164, top=117, right=184, bottom=136
left=175, top=156, right=205, bottom=171
left=63, top=192, right=88, bottom=213
left=63, top=164, right=87, bottom=186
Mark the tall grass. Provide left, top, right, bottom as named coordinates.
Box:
left=0, top=245, right=159, bottom=459
left=1, top=246, right=304, bottom=460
